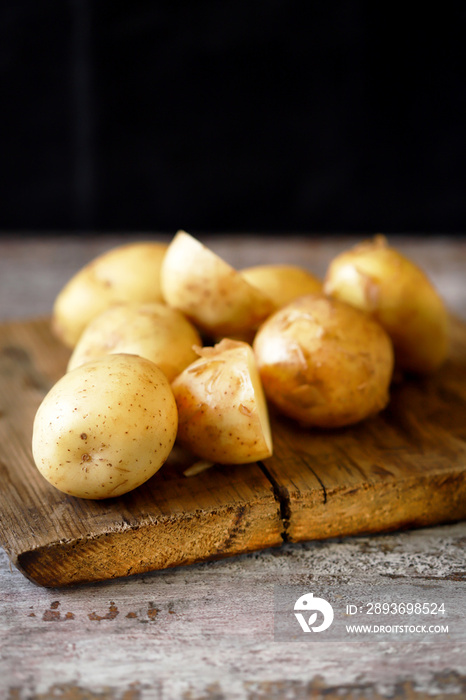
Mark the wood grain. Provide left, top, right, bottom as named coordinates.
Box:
left=263, top=317, right=466, bottom=542
left=0, top=314, right=465, bottom=588
left=0, top=318, right=282, bottom=587
left=1, top=236, right=466, bottom=699
left=2, top=523, right=465, bottom=699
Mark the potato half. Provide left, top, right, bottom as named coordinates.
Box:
left=241, top=264, right=322, bottom=308
left=253, top=294, right=394, bottom=428
left=171, top=339, right=273, bottom=464
left=53, top=241, right=168, bottom=348
left=323, top=236, right=449, bottom=373
left=161, top=231, right=275, bottom=338
left=32, top=354, right=178, bottom=499
left=67, top=302, right=201, bottom=381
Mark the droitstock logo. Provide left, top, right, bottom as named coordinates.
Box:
left=294, top=592, right=334, bottom=633
left=275, top=583, right=463, bottom=642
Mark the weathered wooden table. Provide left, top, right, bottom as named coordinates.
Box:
left=1, top=234, right=465, bottom=700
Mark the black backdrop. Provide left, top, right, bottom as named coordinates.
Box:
left=2, top=1, right=465, bottom=234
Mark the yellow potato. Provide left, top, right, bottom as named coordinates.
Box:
left=32, top=354, right=178, bottom=499
left=323, top=236, right=449, bottom=373
left=53, top=241, right=168, bottom=348
left=253, top=294, right=394, bottom=428
left=67, top=302, right=201, bottom=381
left=171, top=339, right=273, bottom=464
left=161, top=231, right=275, bottom=338
left=241, top=264, right=322, bottom=307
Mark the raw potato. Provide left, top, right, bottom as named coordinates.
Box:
left=53, top=241, right=168, bottom=348
left=67, top=302, right=201, bottom=381
left=241, top=264, right=322, bottom=308
left=161, top=231, right=275, bottom=338
left=32, top=354, right=178, bottom=499
left=323, top=236, right=449, bottom=373
left=253, top=294, right=394, bottom=428
left=171, top=339, right=273, bottom=464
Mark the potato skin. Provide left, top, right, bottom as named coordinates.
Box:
left=323, top=236, right=449, bottom=373
left=253, top=295, right=394, bottom=428
left=241, top=264, right=322, bottom=308
left=67, top=302, right=201, bottom=381
left=171, top=340, right=273, bottom=464
left=161, top=231, right=275, bottom=338
left=32, top=354, right=178, bottom=499
left=53, top=241, right=168, bottom=348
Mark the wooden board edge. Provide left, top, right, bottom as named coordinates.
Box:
left=12, top=497, right=283, bottom=587
left=285, top=468, right=466, bottom=542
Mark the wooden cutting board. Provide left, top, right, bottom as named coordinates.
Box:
left=0, top=316, right=465, bottom=587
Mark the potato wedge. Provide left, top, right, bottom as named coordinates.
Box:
left=161, top=231, right=275, bottom=338
left=171, top=339, right=273, bottom=464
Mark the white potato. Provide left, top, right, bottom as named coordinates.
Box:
left=253, top=294, right=394, bottom=428
left=32, top=354, right=178, bottom=499
left=241, top=264, right=322, bottom=308
left=323, top=236, right=449, bottom=373
left=161, top=231, right=275, bottom=338
left=67, top=302, right=201, bottom=381
left=53, top=241, right=168, bottom=348
left=171, top=339, right=273, bottom=464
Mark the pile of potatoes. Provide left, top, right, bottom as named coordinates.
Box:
left=32, top=232, right=449, bottom=499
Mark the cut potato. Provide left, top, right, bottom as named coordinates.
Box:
left=32, top=354, right=178, bottom=499
left=253, top=294, right=394, bottom=428
left=171, top=339, right=273, bottom=464
left=67, top=302, right=201, bottom=381
left=323, top=236, right=449, bottom=373
left=53, top=241, right=168, bottom=348
left=241, top=264, right=322, bottom=308
left=161, top=231, right=275, bottom=338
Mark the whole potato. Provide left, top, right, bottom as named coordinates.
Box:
left=32, top=354, right=178, bottom=499
left=323, top=236, right=449, bottom=373
left=241, top=264, right=322, bottom=308
left=67, top=302, right=201, bottom=381
left=253, top=295, right=394, bottom=428
left=53, top=241, right=168, bottom=348
left=171, top=339, right=273, bottom=464
left=161, top=231, right=275, bottom=338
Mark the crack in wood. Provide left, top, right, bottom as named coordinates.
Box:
left=257, top=461, right=291, bottom=542
left=215, top=504, right=247, bottom=553
left=296, top=451, right=328, bottom=505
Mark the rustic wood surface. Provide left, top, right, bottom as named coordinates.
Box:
left=0, top=313, right=465, bottom=587
left=1, top=234, right=465, bottom=699
left=265, top=316, right=466, bottom=542
left=0, top=320, right=283, bottom=587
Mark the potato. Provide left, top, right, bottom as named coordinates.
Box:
left=171, top=339, right=273, bottom=464
left=241, top=264, right=322, bottom=308
left=323, top=236, right=449, bottom=373
left=67, top=302, right=201, bottom=381
left=161, top=231, right=275, bottom=338
left=32, top=354, right=178, bottom=499
left=53, top=241, right=168, bottom=348
left=253, top=294, right=394, bottom=428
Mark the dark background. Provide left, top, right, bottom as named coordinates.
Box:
left=1, top=1, right=465, bottom=235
